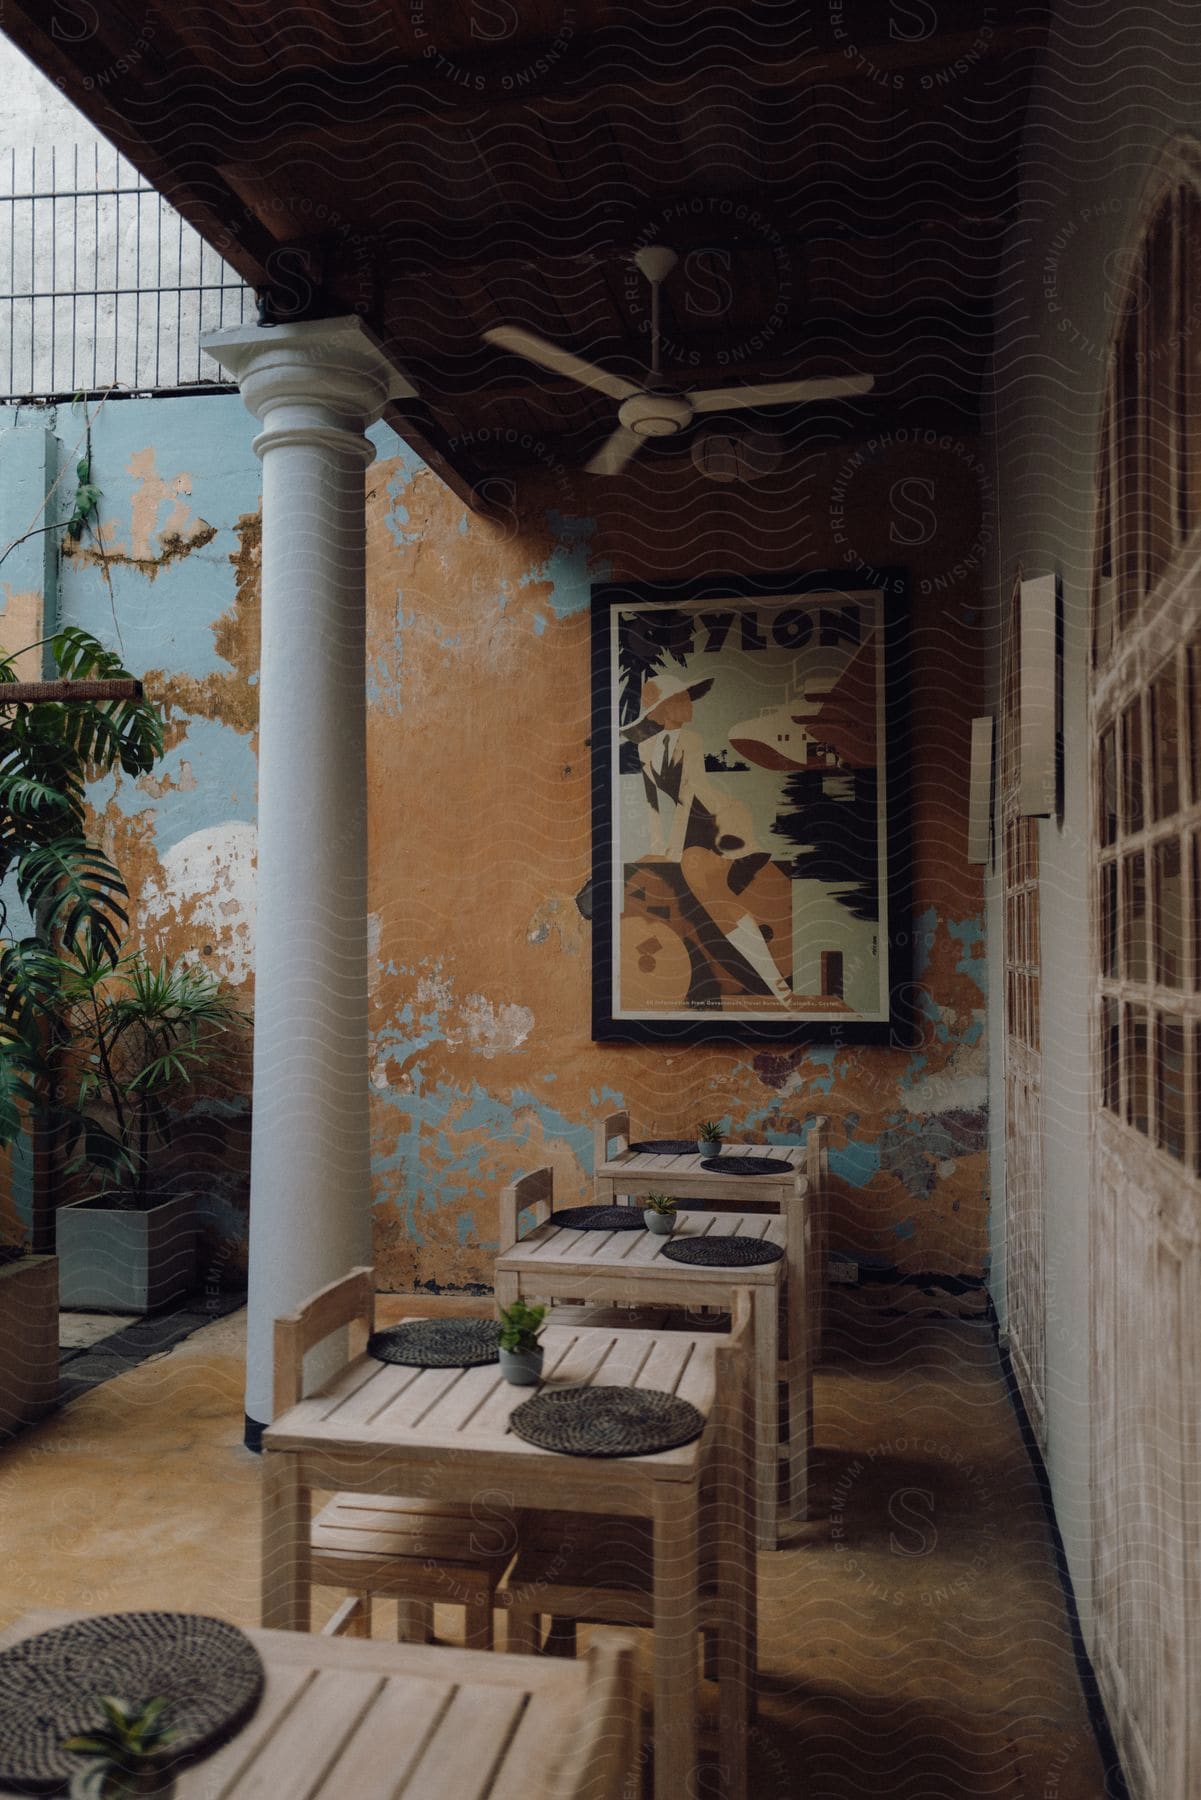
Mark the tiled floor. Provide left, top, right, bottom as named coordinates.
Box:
left=58, top=1311, right=137, bottom=1351
left=0, top=1296, right=1120, bottom=1798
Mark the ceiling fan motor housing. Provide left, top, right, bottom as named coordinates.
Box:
left=618, top=391, right=695, bottom=438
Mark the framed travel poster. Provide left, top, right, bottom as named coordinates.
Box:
left=590, top=569, right=911, bottom=1044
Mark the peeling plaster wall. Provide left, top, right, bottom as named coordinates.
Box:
left=366, top=439, right=990, bottom=1296
left=0, top=396, right=989, bottom=1296
left=0, top=395, right=260, bottom=1259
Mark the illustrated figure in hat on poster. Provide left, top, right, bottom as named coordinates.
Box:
left=622, top=670, right=792, bottom=1004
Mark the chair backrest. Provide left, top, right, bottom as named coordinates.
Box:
left=498, top=1166, right=555, bottom=1251
left=548, top=1631, right=638, bottom=1800
left=806, top=1114, right=830, bottom=1185
left=591, top=1109, right=630, bottom=1168
left=712, top=1287, right=755, bottom=1476
left=805, top=1115, right=831, bottom=1354
left=272, top=1265, right=375, bottom=1416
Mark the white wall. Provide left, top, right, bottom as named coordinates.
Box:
left=0, top=38, right=250, bottom=396
left=986, top=0, right=1201, bottom=1639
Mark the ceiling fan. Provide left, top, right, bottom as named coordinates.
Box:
left=483, top=246, right=875, bottom=475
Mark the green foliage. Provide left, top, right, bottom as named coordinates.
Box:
left=65, top=457, right=102, bottom=543
left=0, top=629, right=164, bottom=1157
left=498, top=1299, right=546, bottom=1354
left=641, top=1191, right=677, bottom=1215
left=52, top=944, right=250, bottom=1205
left=696, top=1120, right=723, bottom=1142
left=64, top=1695, right=175, bottom=1799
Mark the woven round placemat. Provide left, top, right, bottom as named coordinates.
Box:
left=550, top=1205, right=646, bottom=1232
left=629, top=1138, right=698, bottom=1155
left=367, top=1319, right=501, bottom=1367
left=509, top=1384, right=705, bottom=1458
left=699, top=1154, right=792, bottom=1176
left=0, top=1612, right=264, bottom=1788
left=661, top=1234, right=784, bottom=1268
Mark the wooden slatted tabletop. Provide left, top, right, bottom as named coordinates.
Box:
left=0, top=1611, right=634, bottom=1800
left=264, top=1318, right=719, bottom=1478
left=592, top=1142, right=805, bottom=1208
left=500, top=1208, right=785, bottom=1280
left=261, top=1317, right=755, bottom=1800
left=495, top=1211, right=798, bottom=1549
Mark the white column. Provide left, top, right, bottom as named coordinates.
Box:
left=203, top=317, right=414, bottom=1441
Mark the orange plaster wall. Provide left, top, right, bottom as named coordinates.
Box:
left=364, top=434, right=991, bottom=1293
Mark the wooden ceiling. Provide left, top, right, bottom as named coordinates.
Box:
left=1, top=1, right=1048, bottom=506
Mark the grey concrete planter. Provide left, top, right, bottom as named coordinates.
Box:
left=56, top=1193, right=197, bottom=1313
left=644, top=1209, right=677, bottom=1236
left=0, top=1253, right=58, bottom=1437
left=498, top=1345, right=544, bottom=1386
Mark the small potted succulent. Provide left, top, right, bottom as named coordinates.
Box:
left=696, top=1119, right=724, bottom=1157
left=641, top=1192, right=678, bottom=1236
left=498, top=1299, right=547, bottom=1386
left=65, top=1695, right=176, bottom=1797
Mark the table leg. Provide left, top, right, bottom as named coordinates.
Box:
left=493, top=1267, right=519, bottom=1311
left=653, top=1485, right=699, bottom=1800
left=261, top=1450, right=311, bottom=1631
left=751, top=1290, right=778, bottom=1550
left=786, top=1189, right=812, bottom=1521
left=715, top=1416, right=754, bottom=1800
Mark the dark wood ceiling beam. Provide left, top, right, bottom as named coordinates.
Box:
left=373, top=212, right=1016, bottom=283
left=109, top=22, right=1047, bottom=152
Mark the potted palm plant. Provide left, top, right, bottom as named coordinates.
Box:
left=0, top=627, right=162, bottom=1364
left=51, top=946, right=249, bottom=1312
left=497, top=1299, right=546, bottom=1386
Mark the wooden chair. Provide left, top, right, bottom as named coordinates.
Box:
left=806, top=1115, right=831, bottom=1357
left=498, top=1165, right=557, bottom=1249
left=499, top=1293, right=756, bottom=1705
left=272, top=1267, right=517, bottom=1648
left=591, top=1109, right=631, bottom=1177
left=549, top=1633, right=639, bottom=1800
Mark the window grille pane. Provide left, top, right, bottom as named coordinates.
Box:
left=1124, top=1003, right=1149, bottom=1133
left=1101, top=861, right=1119, bottom=979
left=1181, top=188, right=1201, bottom=534
left=1143, top=202, right=1176, bottom=587
left=1121, top=702, right=1145, bottom=835
left=1153, top=839, right=1183, bottom=986
left=1151, top=661, right=1181, bottom=820
left=1189, top=641, right=1201, bottom=809
left=1099, top=724, right=1118, bottom=845
left=1122, top=852, right=1148, bottom=983
left=1102, top=997, right=1121, bottom=1113
left=1155, top=1013, right=1186, bottom=1160
left=1115, top=303, right=1144, bottom=617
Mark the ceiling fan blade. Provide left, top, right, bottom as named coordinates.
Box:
left=483, top=326, right=639, bottom=403
left=585, top=426, right=644, bottom=476
left=690, top=373, right=875, bottom=412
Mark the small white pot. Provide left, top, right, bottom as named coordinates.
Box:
left=644, top=1210, right=677, bottom=1236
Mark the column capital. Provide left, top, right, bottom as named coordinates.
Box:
left=202, top=315, right=417, bottom=462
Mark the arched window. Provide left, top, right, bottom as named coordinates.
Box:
left=1088, top=142, right=1201, bottom=1800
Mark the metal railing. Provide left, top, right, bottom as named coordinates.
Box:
left=0, top=143, right=254, bottom=400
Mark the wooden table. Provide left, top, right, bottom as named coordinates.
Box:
left=262, top=1316, right=755, bottom=1800
left=0, top=1610, right=635, bottom=1800
left=495, top=1208, right=802, bottom=1548
left=593, top=1140, right=806, bottom=1212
